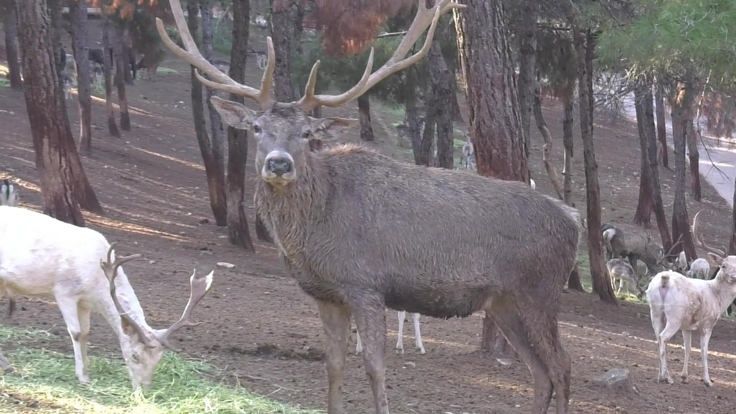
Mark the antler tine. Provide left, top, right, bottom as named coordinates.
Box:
left=100, top=245, right=155, bottom=347
left=155, top=270, right=214, bottom=351
left=157, top=0, right=275, bottom=109
left=664, top=234, right=685, bottom=258
left=692, top=210, right=727, bottom=256
left=296, top=0, right=465, bottom=111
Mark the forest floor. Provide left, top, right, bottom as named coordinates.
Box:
left=2, top=27, right=736, bottom=414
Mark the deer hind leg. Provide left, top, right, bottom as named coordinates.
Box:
left=317, top=300, right=352, bottom=414
left=680, top=330, right=692, bottom=382
left=78, top=305, right=91, bottom=379
left=56, top=296, right=89, bottom=384
left=351, top=296, right=389, bottom=414
left=412, top=313, right=425, bottom=354
left=395, top=311, right=405, bottom=354
left=490, top=302, right=554, bottom=414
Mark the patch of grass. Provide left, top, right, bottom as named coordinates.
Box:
left=0, top=79, right=10, bottom=88
left=156, top=67, right=179, bottom=76
left=0, top=326, right=318, bottom=414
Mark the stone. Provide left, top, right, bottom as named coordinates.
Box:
left=216, top=262, right=235, bottom=269
left=594, top=368, right=638, bottom=394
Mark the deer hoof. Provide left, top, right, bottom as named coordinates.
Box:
left=703, top=379, right=714, bottom=387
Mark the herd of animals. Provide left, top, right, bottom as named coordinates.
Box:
left=3, top=0, right=736, bottom=413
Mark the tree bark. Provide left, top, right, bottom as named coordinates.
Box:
left=655, top=83, right=669, bottom=169
left=357, top=95, right=374, bottom=142
left=70, top=0, right=93, bottom=155
left=456, top=0, right=528, bottom=182
left=670, top=82, right=698, bottom=261
left=533, top=79, right=563, bottom=199
left=574, top=27, right=616, bottom=304
left=101, top=15, right=120, bottom=137
left=113, top=23, right=131, bottom=131
left=122, top=27, right=134, bottom=86
left=3, top=0, right=23, bottom=89
left=425, top=32, right=454, bottom=170
left=406, top=88, right=425, bottom=166
left=187, top=1, right=228, bottom=227
left=686, top=118, right=701, bottom=201
left=270, top=0, right=299, bottom=101
left=456, top=0, right=528, bottom=352
left=644, top=83, right=673, bottom=251
left=633, top=83, right=653, bottom=227
left=47, top=0, right=65, bottom=97
left=561, top=87, right=574, bottom=206
left=16, top=0, right=94, bottom=225
left=517, top=0, right=538, bottom=159
left=226, top=0, right=255, bottom=251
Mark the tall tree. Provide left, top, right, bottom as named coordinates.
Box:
left=686, top=118, right=701, bottom=201
left=226, top=0, right=255, bottom=251
left=533, top=83, right=564, bottom=199
left=112, top=21, right=131, bottom=131
left=357, top=95, right=375, bottom=141
left=16, top=0, right=99, bottom=225
left=199, top=0, right=228, bottom=227
left=516, top=0, right=538, bottom=158
left=420, top=24, right=454, bottom=169
left=644, top=82, right=673, bottom=251
left=655, top=82, right=668, bottom=168
left=102, top=14, right=120, bottom=136
left=456, top=0, right=528, bottom=353
left=2, top=0, right=23, bottom=89
left=670, top=81, right=698, bottom=260
left=187, top=0, right=228, bottom=226
left=730, top=176, right=736, bottom=255
left=633, top=81, right=653, bottom=226
left=574, top=26, right=616, bottom=304
left=70, top=0, right=93, bottom=155
left=270, top=0, right=300, bottom=101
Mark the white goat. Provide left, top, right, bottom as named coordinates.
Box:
left=0, top=206, right=214, bottom=388
left=685, top=258, right=711, bottom=280
left=0, top=180, right=18, bottom=207
left=646, top=254, right=736, bottom=386
left=356, top=311, right=425, bottom=355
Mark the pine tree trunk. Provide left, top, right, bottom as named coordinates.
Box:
left=406, top=89, right=425, bottom=166
left=655, top=83, right=669, bottom=169
left=457, top=0, right=529, bottom=352
left=562, top=87, right=575, bottom=206
left=3, top=0, right=23, bottom=89
left=70, top=0, right=93, bottom=155
left=199, top=0, right=228, bottom=227
left=730, top=176, right=736, bottom=255
left=534, top=80, right=563, bottom=199
left=16, top=0, right=92, bottom=225
left=633, top=83, right=653, bottom=227
left=270, top=0, right=298, bottom=101
left=644, top=83, right=673, bottom=251
left=122, top=28, right=134, bottom=86
left=427, top=32, right=454, bottom=170
left=574, top=27, right=616, bottom=304
left=113, top=23, right=131, bottom=131
left=456, top=0, right=528, bottom=182
left=47, top=0, right=65, bottom=95
left=187, top=1, right=228, bottom=227
left=226, top=0, right=255, bottom=251
left=517, top=0, right=538, bottom=159
left=358, top=95, right=374, bottom=142
left=101, top=15, right=119, bottom=137
left=670, top=82, right=698, bottom=261
left=419, top=96, right=435, bottom=167
left=686, top=119, right=701, bottom=201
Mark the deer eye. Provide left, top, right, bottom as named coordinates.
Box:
left=302, top=130, right=312, bottom=139
left=253, top=124, right=262, bottom=134
left=131, top=353, right=140, bottom=363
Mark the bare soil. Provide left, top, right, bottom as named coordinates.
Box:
left=2, top=33, right=736, bottom=414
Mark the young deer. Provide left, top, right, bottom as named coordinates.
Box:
left=0, top=206, right=214, bottom=388
left=158, top=0, right=579, bottom=412
left=606, top=258, right=645, bottom=298
left=356, top=311, right=425, bottom=355
left=0, top=180, right=18, bottom=207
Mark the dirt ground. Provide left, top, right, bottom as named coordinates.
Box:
left=3, top=29, right=736, bottom=414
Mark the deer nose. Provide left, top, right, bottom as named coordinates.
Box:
left=267, top=158, right=293, bottom=176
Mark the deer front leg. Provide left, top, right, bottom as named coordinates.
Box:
left=700, top=328, right=713, bottom=386
left=412, top=313, right=425, bottom=354
left=396, top=311, right=405, bottom=354
left=56, top=296, right=90, bottom=384
left=317, top=300, right=351, bottom=414
left=352, top=295, right=389, bottom=414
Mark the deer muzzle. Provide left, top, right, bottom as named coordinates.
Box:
left=262, top=151, right=296, bottom=182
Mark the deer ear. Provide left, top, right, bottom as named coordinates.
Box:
left=310, top=117, right=357, bottom=142
left=210, top=96, right=257, bottom=129
left=707, top=252, right=724, bottom=266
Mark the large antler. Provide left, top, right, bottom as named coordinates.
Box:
left=297, top=0, right=465, bottom=111
left=692, top=210, right=727, bottom=256
left=154, top=270, right=214, bottom=351
left=156, top=0, right=275, bottom=109
left=100, top=244, right=156, bottom=347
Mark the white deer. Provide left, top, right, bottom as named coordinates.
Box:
left=0, top=206, right=214, bottom=388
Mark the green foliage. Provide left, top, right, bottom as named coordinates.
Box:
left=0, top=326, right=318, bottom=414
left=598, top=0, right=736, bottom=89
left=0, top=78, right=10, bottom=89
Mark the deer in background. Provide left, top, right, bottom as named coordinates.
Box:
left=0, top=180, right=18, bottom=207
left=159, top=0, right=580, bottom=412
left=0, top=206, right=214, bottom=388
left=356, top=311, right=425, bottom=355
left=601, top=224, right=672, bottom=275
